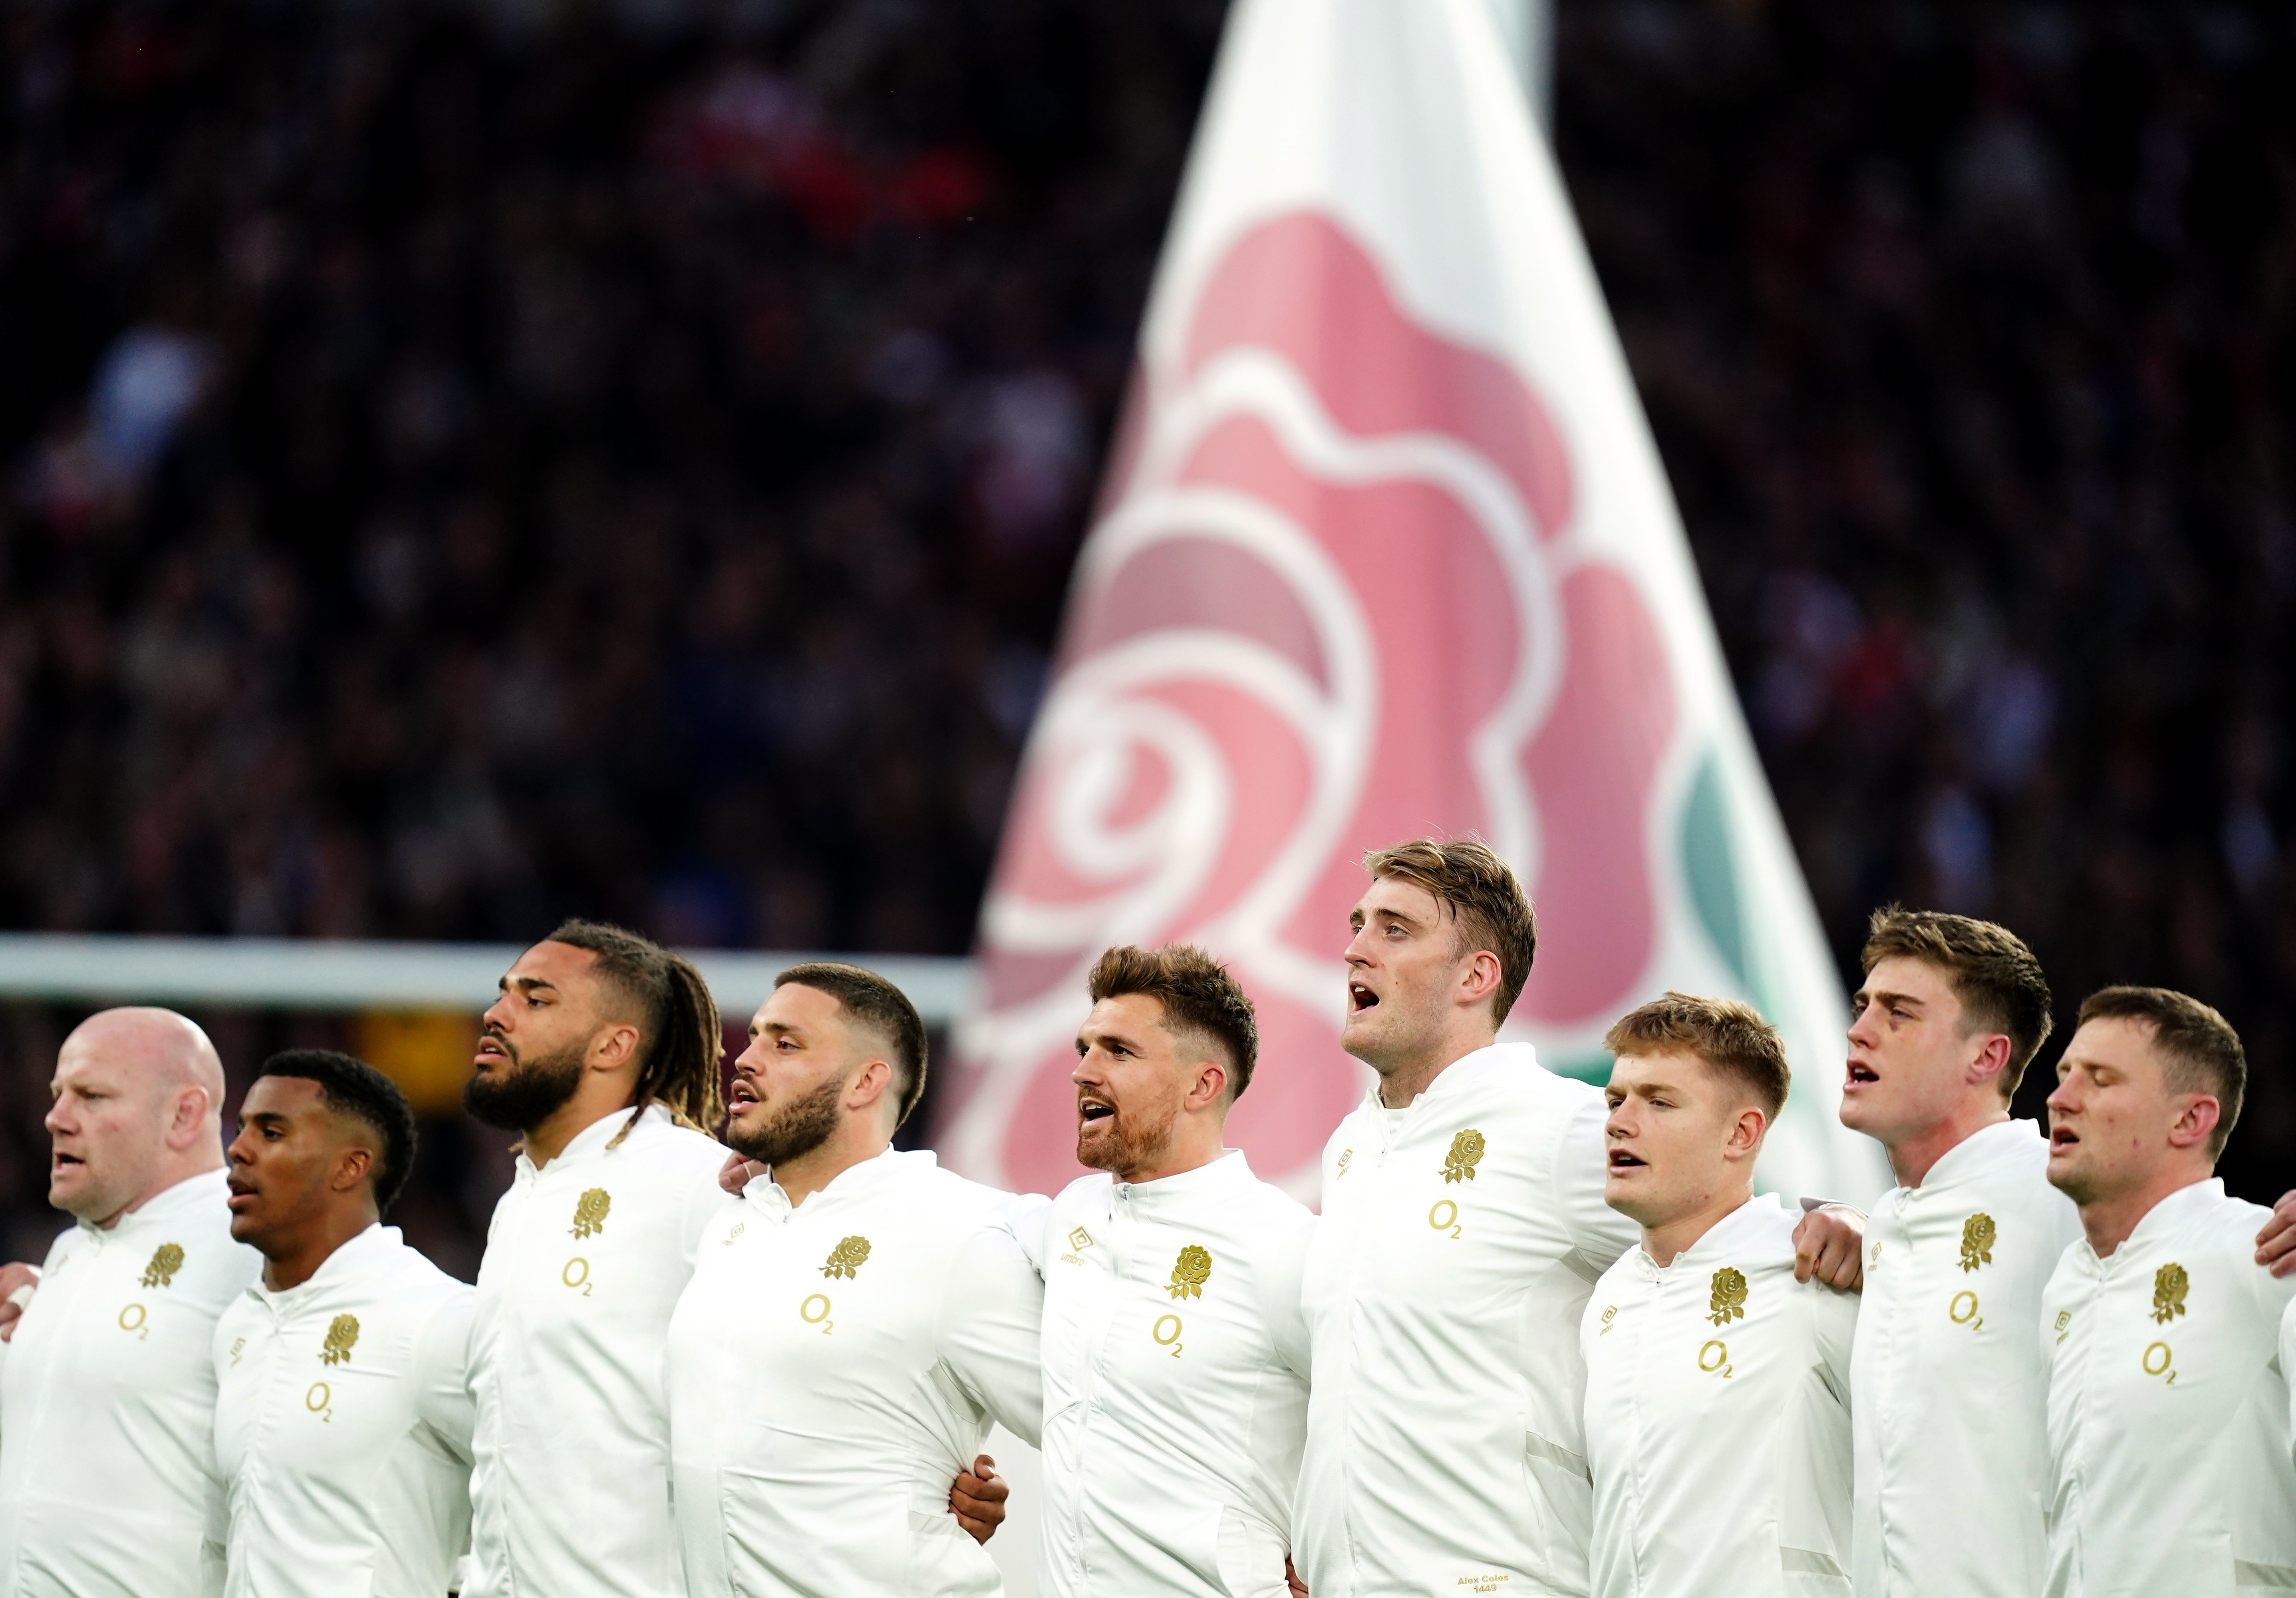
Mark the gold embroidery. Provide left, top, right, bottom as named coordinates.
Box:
left=1068, top=1226, right=1094, bottom=1251
left=1335, top=1149, right=1353, bottom=1177
left=1959, top=1212, right=1996, bottom=1273
left=2151, top=1263, right=2188, bottom=1324
left=1709, top=1266, right=1748, bottom=1326
left=320, top=1314, right=359, bottom=1365
left=1168, top=1244, right=1212, bottom=1300
left=1442, top=1129, right=1485, bottom=1183
left=141, top=1243, right=185, bottom=1288
left=821, top=1236, right=872, bottom=1279
left=570, top=1189, right=612, bottom=1239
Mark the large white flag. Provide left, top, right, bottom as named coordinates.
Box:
left=938, top=0, right=1890, bottom=1207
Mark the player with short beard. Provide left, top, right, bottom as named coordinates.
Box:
left=1037, top=945, right=1315, bottom=1598
left=666, top=963, right=1043, bottom=1598
left=2039, top=988, right=2296, bottom=1598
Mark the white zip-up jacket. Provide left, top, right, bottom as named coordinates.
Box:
left=1038, top=1149, right=1314, bottom=1598
left=0, top=1168, right=258, bottom=1598
left=1296, top=1041, right=1639, bottom=1598
left=1851, top=1118, right=2081, bottom=1598
left=1581, top=1195, right=1858, bottom=1598
left=667, top=1147, right=1045, bottom=1598
left=2042, top=1178, right=2296, bottom=1598
left=2284, top=1294, right=2296, bottom=1465
left=462, top=1104, right=730, bottom=1598
left=213, top=1223, right=474, bottom=1598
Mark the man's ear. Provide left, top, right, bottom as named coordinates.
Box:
left=330, top=1142, right=377, bottom=1197
left=2167, top=1094, right=2221, bottom=1154
left=847, top=1058, right=894, bottom=1115
left=1966, top=1032, right=2013, bottom=1091
left=1184, top=1058, right=1229, bottom=1114
left=1724, top=1105, right=1768, bottom=1162
left=588, top=1019, right=644, bottom=1073
left=164, top=1085, right=211, bottom=1152
left=1454, top=950, right=1503, bottom=1009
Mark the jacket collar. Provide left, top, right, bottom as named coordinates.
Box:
left=517, top=1102, right=673, bottom=1181
left=1112, top=1148, right=1254, bottom=1209
left=81, top=1165, right=229, bottom=1240
left=249, top=1222, right=399, bottom=1308
left=1908, top=1116, right=2044, bottom=1194
left=1357, top=1040, right=1540, bottom=1117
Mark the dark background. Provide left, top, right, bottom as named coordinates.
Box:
left=1, top=0, right=2289, bottom=1270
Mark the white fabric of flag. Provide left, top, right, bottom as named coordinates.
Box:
left=938, top=0, right=1891, bottom=1208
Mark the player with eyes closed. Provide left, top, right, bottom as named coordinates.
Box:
left=1579, top=994, right=1857, bottom=1598
left=211, top=1051, right=473, bottom=1598
left=2038, top=987, right=2296, bottom=1598
left=1037, top=945, right=1315, bottom=1598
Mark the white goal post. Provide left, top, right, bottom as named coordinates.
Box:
left=0, top=933, right=975, bottom=1026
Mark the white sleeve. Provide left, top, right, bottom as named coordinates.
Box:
left=2282, top=1295, right=2296, bottom=1465
left=1811, top=1279, right=1859, bottom=1408
left=937, top=1220, right=1046, bottom=1448
left=999, top=1191, right=1055, bottom=1279
left=1554, top=1091, right=1638, bottom=1268
left=1262, top=1213, right=1316, bottom=1383
left=414, top=1289, right=478, bottom=1465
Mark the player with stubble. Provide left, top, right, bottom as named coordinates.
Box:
left=1290, top=838, right=1865, bottom=1598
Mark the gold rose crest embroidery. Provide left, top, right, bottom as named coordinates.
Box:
left=821, top=1236, right=872, bottom=1279
left=1709, top=1266, right=1748, bottom=1326
left=1959, top=1212, right=1996, bottom=1274
left=141, top=1243, right=186, bottom=1288
left=570, top=1188, right=612, bottom=1239
left=2151, top=1262, right=2188, bottom=1324
left=1442, top=1129, right=1485, bottom=1183
left=1168, top=1244, right=1212, bottom=1300
left=320, top=1314, right=359, bottom=1366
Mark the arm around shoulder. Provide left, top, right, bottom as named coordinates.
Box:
left=939, top=1217, right=1046, bottom=1448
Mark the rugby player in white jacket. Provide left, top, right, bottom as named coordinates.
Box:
left=1039, top=944, right=1314, bottom=1598
left=1295, top=838, right=1866, bottom=1598
left=0, top=1008, right=258, bottom=1598
left=2039, top=986, right=2296, bottom=1598
left=1837, top=909, right=2079, bottom=1598
left=668, top=962, right=1043, bottom=1598
left=212, top=1050, right=473, bottom=1598
left=457, top=920, right=733, bottom=1598
left=1581, top=994, right=1857, bottom=1598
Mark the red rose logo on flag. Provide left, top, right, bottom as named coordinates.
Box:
left=943, top=211, right=1676, bottom=1194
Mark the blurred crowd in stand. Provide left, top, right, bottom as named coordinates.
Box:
left=1556, top=0, right=2296, bottom=1200
left=0, top=0, right=2290, bottom=1259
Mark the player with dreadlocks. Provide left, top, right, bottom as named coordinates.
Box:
left=457, top=919, right=736, bottom=1598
